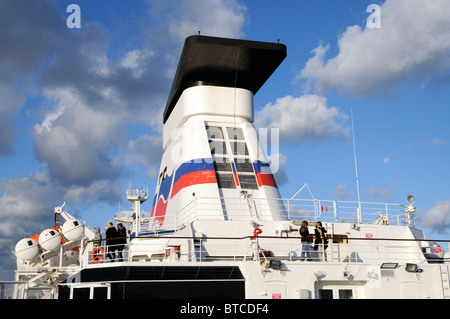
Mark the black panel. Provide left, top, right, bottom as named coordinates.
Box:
left=58, top=266, right=245, bottom=299
left=121, top=281, right=244, bottom=299
left=59, top=280, right=245, bottom=300
left=63, top=265, right=244, bottom=283
left=164, top=35, right=287, bottom=123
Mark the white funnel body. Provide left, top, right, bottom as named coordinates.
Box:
left=151, top=85, right=286, bottom=228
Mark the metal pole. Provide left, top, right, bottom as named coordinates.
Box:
left=351, top=109, right=362, bottom=223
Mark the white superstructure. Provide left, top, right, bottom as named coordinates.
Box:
left=7, top=35, right=450, bottom=300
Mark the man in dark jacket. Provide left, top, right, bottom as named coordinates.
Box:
left=105, top=222, right=118, bottom=262
left=314, top=221, right=328, bottom=261
left=116, top=223, right=127, bottom=262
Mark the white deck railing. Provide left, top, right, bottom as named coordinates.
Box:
left=172, top=197, right=411, bottom=231
left=85, top=235, right=449, bottom=266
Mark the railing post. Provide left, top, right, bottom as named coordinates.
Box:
left=287, top=199, right=290, bottom=220
left=385, top=203, right=389, bottom=225
left=59, top=245, right=63, bottom=269
left=385, top=203, right=389, bottom=220
left=333, top=201, right=337, bottom=222
left=329, top=241, right=333, bottom=262
left=79, top=238, right=84, bottom=268
left=315, top=200, right=320, bottom=219
left=194, top=197, right=198, bottom=221
left=357, top=204, right=362, bottom=224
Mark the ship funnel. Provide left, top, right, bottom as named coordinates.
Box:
left=149, top=35, right=288, bottom=229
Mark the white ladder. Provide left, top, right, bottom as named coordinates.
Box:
left=440, top=264, right=450, bottom=299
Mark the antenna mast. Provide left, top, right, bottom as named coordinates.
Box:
left=351, top=109, right=362, bottom=223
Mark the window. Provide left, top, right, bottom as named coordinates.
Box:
left=230, top=141, right=248, bottom=156
left=332, top=235, right=348, bottom=244
left=318, top=289, right=333, bottom=299
left=226, top=127, right=258, bottom=190
left=237, top=174, right=258, bottom=190
left=317, top=286, right=356, bottom=299
left=206, top=126, right=224, bottom=140
left=338, top=290, right=353, bottom=299
left=227, top=127, right=244, bottom=140
left=216, top=173, right=236, bottom=189
left=207, top=126, right=235, bottom=189
left=206, top=124, right=258, bottom=191
left=213, top=157, right=232, bottom=172
left=234, top=158, right=253, bottom=173
left=157, top=167, right=167, bottom=186
left=209, top=140, right=227, bottom=156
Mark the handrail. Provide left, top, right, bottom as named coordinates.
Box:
left=171, top=196, right=410, bottom=229
left=119, top=196, right=409, bottom=234
left=85, top=235, right=450, bottom=266
left=88, top=234, right=450, bottom=243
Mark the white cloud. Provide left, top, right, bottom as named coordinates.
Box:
left=120, top=49, right=156, bottom=79
left=298, top=0, right=450, bottom=96
left=334, top=184, right=354, bottom=200
left=33, top=87, right=125, bottom=185
left=366, top=184, right=392, bottom=201
left=64, top=181, right=124, bottom=205
left=428, top=138, right=447, bottom=146
left=0, top=171, right=60, bottom=231
left=0, top=84, right=25, bottom=155
left=255, top=95, right=349, bottom=143
left=0, top=170, right=61, bottom=280
left=0, top=169, right=124, bottom=279
left=0, top=0, right=249, bottom=279
left=0, top=0, right=65, bottom=156
left=419, top=200, right=450, bottom=233
left=124, top=134, right=163, bottom=179
left=166, top=0, right=246, bottom=41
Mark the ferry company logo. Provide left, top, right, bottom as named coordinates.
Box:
left=150, top=158, right=278, bottom=226
left=150, top=170, right=174, bottom=227
left=171, top=160, right=216, bottom=199
left=150, top=159, right=217, bottom=227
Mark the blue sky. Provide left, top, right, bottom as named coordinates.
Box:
left=1, top=0, right=450, bottom=280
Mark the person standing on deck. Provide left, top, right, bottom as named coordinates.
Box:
left=299, top=221, right=311, bottom=261
left=314, top=221, right=328, bottom=261
left=105, top=222, right=118, bottom=262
